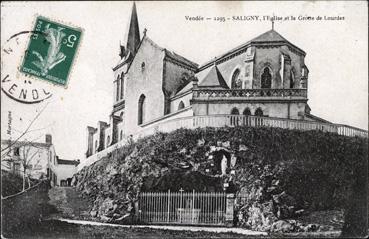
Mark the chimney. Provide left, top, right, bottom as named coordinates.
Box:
left=45, top=134, right=52, bottom=144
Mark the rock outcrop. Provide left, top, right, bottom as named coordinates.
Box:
left=75, top=127, right=366, bottom=232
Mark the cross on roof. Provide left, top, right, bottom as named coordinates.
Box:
left=272, top=19, right=274, bottom=30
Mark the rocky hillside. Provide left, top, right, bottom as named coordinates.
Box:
left=75, top=126, right=367, bottom=232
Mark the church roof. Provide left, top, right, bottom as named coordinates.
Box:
left=251, top=29, right=288, bottom=42
left=126, top=2, right=141, bottom=56
left=199, top=65, right=229, bottom=88
left=164, top=50, right=198, bottom=69
left=199, top=29, right=305, bottom=71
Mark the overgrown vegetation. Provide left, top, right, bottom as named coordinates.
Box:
left=76, top=126, right=367, bottom=232
left=1, top=170, right=39, bottom=197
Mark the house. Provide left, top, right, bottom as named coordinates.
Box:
left=1, top=134, right=79, bottom=187
left=1, top=134, right=58, bottom=185
left=55, top=157, right=80, bottom=186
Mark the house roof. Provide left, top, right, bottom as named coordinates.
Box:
left=1, top=140, right=51, bottom=149
left=57, top=159, right=80, bottom=165
left=199, top=29, right=306, bottom=70
left=199, top=65, right=229, bottom=89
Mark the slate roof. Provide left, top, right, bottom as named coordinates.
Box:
left=164, top=49, right=198, bottom=69
left=199, top=65, right=229, bottom=89
left=175, top=81, right=193, bottom=96
left=199, top=29, right=305, bottom=70
left=57, top=159, right=80, bottom=166
left=251, top=29, right=288, bottom=43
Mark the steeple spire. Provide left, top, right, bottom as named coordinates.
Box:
left=126, top=2, right=140, bottom=57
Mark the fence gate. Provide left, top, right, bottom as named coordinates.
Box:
left=138, top=190, right=227, bottom=226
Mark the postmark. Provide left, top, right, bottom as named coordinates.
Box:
left=1, top=31, right=53, bottom=104
left=19, top=16, right=82, bottom=86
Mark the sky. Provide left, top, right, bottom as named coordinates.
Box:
left=1, top=1, right=368, bottom=160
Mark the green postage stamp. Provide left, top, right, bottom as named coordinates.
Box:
left=20, top=16, right=82, bottom=86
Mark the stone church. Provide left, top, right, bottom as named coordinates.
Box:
left=86, top=3, right=326, bottom=158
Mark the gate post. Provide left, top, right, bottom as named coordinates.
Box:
left=134, top=199, right=139, bottom=223
left=225, top=193, right=235, bottom=227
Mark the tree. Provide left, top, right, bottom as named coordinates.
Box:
left=1, top=139, right=45, bottom=191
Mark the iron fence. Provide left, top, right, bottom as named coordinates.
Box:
left=138, top=190, right=227, bottom=226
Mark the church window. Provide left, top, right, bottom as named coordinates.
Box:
left=255, top=108, right=264, bottom=116
left=106, top=136, right=110, bottom=148
left=116, top=76, right=120, bottom=101
left=243, top=108, right=251, bottom=116
left=231, top=69, right=242, bottom=89
left=261, top=67, right=272, bottom=88
left=138, top=94, right=146, bottom=125
left=178, top=101, right=185, bottom=110
left=231, top=108, right=239, bottom=115
left=290, top=70, right=295, bottom=89
left=246, top=47, right=252, bottom=56
left=245, top=65, right=251, bottom=77
left=141, top=62, right=145, bottom=72
left=120, top=75, right=124, bottom=99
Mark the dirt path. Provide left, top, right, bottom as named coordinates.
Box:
left=48, top=187, right=91, bottom=220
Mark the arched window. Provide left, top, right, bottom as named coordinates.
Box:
left=138, top=94, right=146, bottom=125
left=106, top=136, right=110, bottom=148
left=255, top=108, right=264, bottom=116
left=243, top=108, right=251, bottom=116
left=116, top=76, right=120, bottom=101
left=290, top=70, right=295, bottom=89
left=120, top=75, right=124, bottom=99
left=95, top=140, right=98, bottom=152
left=231, top=69, right=242, bottom=89
left=178, top=101, right=185, bottom=110
left=120, top=130, right=123, bottom=140
left=231, top=108, right=239, bottom=115
left=261, top=67, right=272, bottom=88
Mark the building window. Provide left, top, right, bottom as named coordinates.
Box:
left=138, top=94, right=146, bottom=125
left=243, top=108, right=251, bottom=116
left=178, top=101, right=185, bottom=110
left=14, top=147, right=20, bottom=156
left=116, top=76, right=120, bottom=101
left=231, top=108, right=239, bottom=115
left=120, top=75, right=124, bottom=99
left=120, top=112, right=124, bottom=120
left=231, top=69, right=242, bottom=89
left=290, top=70, right=295, bottom=89
left=120, top=130, right=123, bottom=140
left=106, top=136, right=110, bottom=148
left=95, top=140, right=98, bottom=152
left=261, top=67, right=272, bottom=88
left=255, top=108, right=264, bottom=116
left=141, top=62, right=145, bottom=72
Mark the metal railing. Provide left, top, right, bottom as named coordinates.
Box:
left=193, top=88, right=307, bottom=99
left=80, top=114, right=367, bottom=171
left=134, top=114, right=368, bottom=139
left=138, top=190, right=227, bottom=225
